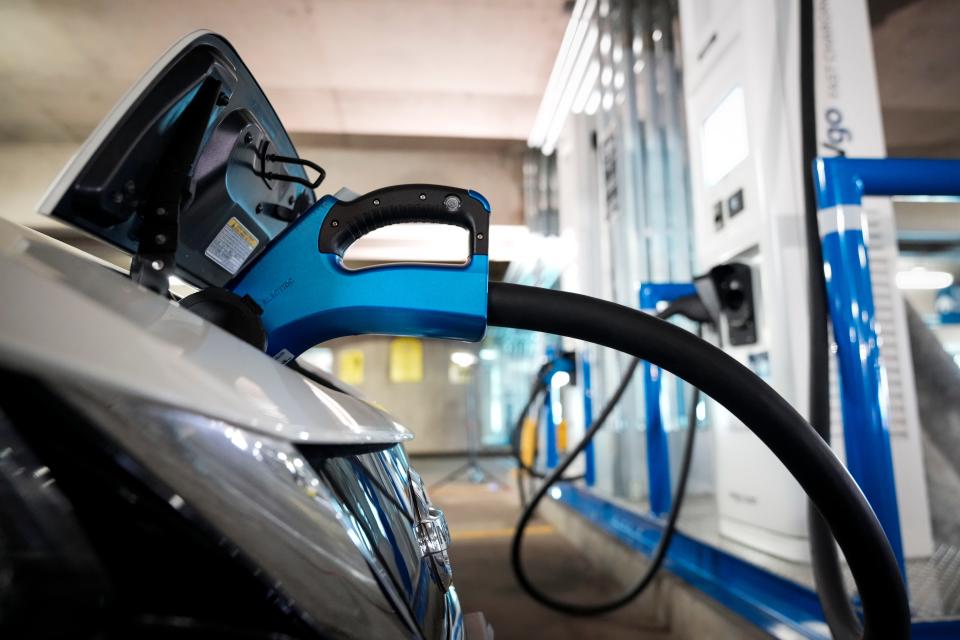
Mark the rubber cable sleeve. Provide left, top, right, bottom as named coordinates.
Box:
left=487, top=281, right=909, bottom=638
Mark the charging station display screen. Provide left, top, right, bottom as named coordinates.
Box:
left=700, top=87, right=750, bottom=187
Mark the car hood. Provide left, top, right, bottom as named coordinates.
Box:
left=0, top=218, right=412, bottom=446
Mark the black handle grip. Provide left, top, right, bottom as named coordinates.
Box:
left=317, top=184, right=490, bottom=257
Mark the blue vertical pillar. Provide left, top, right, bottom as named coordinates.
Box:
left=581, top=356, right=596, bottom=486
left=642, top=359, right=671, bottom=515
left=814, top=157, right=907, bottom=574
left=638, top=283, right=695, bottom=516
left=818, top=206, right=905, bottom=574
left=543, top=384, right=558, bottom=469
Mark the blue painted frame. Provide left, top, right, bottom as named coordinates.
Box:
left=638, top=282, right=697, bottom=515
left=580, top=356, right=596, bottom=485
left=813, top=157, right=960, bottom=576
left=544, top=159, right=960, bottom=638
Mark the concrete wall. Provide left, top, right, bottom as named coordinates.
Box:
left=324, top=335, right=481, bottom=455
left=0, top=136, right=525, bottom=231
left=292, top=135, right=525, bottom=227
left=0, top=142, right=79, bottom=230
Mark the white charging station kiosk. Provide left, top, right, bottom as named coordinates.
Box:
left=678, top=0, right=933, bottom=561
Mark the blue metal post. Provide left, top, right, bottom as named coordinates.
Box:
left=641, top=359, right=669, bottom=515
left=811, top=157, right=960, bottom=575
left=639, top=282, right=697, bottom=516
left=581, top=356, right=596, bottom=486
left=541, top=346, right=576, bottom=470
left=543, top=384, right=558, bottom=469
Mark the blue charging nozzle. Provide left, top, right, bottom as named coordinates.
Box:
left=227, top=184, right=491, bottom=361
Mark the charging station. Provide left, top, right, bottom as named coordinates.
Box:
left=678, top=0, right=932, bottom=561
left=6, top=4, right=960, bottom=639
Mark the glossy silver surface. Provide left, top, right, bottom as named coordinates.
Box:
left=409, top=469, right=454, bottom=590
left=321, top=447, right=458, bottom=637
left=0, top=218, right=412, bottom=446
left=55, top=380, right=419, bottom=640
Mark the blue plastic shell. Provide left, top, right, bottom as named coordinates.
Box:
left=229, top=194, right=490, bottom=358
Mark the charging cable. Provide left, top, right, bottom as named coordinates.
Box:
left=487, top=281, right=909, bottom=638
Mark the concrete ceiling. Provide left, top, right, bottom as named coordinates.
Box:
left=871, top=0, right=960, bottom=156
left=0, top=0, right=570, bottom=143
left=1, top=1, right=956, bottom=163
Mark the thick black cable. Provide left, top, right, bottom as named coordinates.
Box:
left=509, top=337, right=698, bottom=614
left=507, top=294, right=711, bottom=607
left=799, top=0, right=863, bottom=637
left=488, top=282, right=909, bottom=638
left=508, top=295, right=703, bottom=503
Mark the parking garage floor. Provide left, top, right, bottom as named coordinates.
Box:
left=414, top=456, right=672, bottom=640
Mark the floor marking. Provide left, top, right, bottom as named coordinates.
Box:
left=451, top=524, right=555, bottom=541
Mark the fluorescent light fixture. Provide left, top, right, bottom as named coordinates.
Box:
left=602, top=91, right=614, bottom=111
left=450, top=351, right=478, bottom=368
left=600, top=65, right=613, bottom=86
left=541, top=24, right=599, bottom=155
left=528, top=0, right=595, bottom=147
left=584, top=90, right=601, bottom=115
left=896, top=267, right=954, bottom=290
left=893, top=195, right=960, bottom=203
left=479, top=348, right=498, bottom=361
left=571, top=60, right=600, bottom=114
left=600, top=32, right=612, bottom=54
left=528, top=0, right=599, bottom=152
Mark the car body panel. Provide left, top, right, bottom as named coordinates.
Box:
left=0, top=218, right=411, bottom=446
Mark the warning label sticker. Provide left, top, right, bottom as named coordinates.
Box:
left=205, top=217, right=259, bottom=274
left=272, top=349, right=295, bottom=365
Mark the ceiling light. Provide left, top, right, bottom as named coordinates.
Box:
left=896, top=267, right=954, bottom=290
left=528, top=0, right=597, bottom=149
left=552, top=370, right=571, bottom=388
left=571, top=60, right=600, bottom=114
left=479, top=348, right=499, bottom=361
left=584, top=90, right=601, bottom=115
left=450, top=351, right=478, bottom=368
left=602, top=91, right=614, bottom=111
left=601, top=65, right=613, bottom=86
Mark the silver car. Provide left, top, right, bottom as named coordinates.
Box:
left=0, top=31, right=471, bottom=640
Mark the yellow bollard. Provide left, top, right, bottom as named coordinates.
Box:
left=520, top=416, right=538, bottom=467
